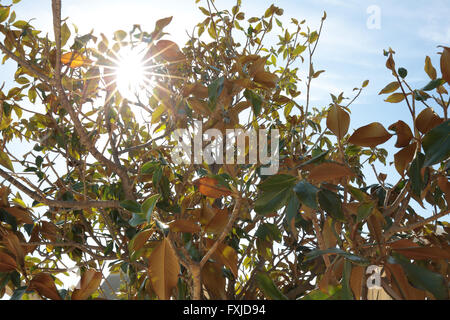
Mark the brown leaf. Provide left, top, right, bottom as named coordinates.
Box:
left=204, top=208, right=230, bottom=234
left=388, top=120, right=413, bottom=148
left=253, top=71, right=278, bottom=89
left=155, top=40, right=185, bottom=62
left=194, top=177, right=232, bottom=199
left=415, top=108, right=443, bottom=134
left=384, top=93, right=405, bottom=103
left=61, top=52, right=91, bottom=68
left=205, top=239, right=238, bottom=277
left=441, top=46, right=450, bottom=84
left=437, top=176, right=450, bottom=205
left=322, top=217, right=337, bottom=249
left=201, top=261, right=226, bottom=299
left=155, top=16, right=173, bottom=31
left=72, top=269, right=103, bottom=300
left=350, top=265, right=365, bottom=300
left=29, top=273, right=62, bottom=300
left=0, top=251, right=17, bottom=272
left=326, top=105, right=350, bottom=140
left=3, top=232, right=25, bottom=267
left=394, top=143, right=417, bottom=176
left=130, top=229, right=153, bottom=252
left=169, top=219, right=201, bottom=233
left=386, top=52, right=396, bottom=74
left=40, top=221, right=60, bottom=242
left=147, top=237, right=180, bottom=300
left=4, top=207, right=33, bottom=225
left=308, top=162, right=354, bottom=183
left=348, top=122, right=392, bottom=148
left=385, top=264, right=426, bottom=300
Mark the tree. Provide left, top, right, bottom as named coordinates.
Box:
left=0, top=0, right=449, bottom=300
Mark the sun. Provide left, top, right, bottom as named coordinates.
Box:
left=114, top=46, right=152, bottom=100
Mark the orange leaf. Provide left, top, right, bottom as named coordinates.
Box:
left=308, top=162, right=354, bottom=183
left=415, top=108, right=443, bottom=134
left=394, top=143, right=417, bottom=175
left=388, top=120, right=413, bottom=148
left=72, top=269, right=103, bottom=300
left=147, top=237, right=180, bottom=300
left=194, top=177, right=232, bottom=199
left=348, top=122, right=392, bottom=148
left=0, top=251, right=17, bottom=272
left=3, top=232, right=25, bottom=267
left=441, top=46, right=450, bottom=84
left=350, top=265, right=365, bottom=300
left=29, top=273, right=62, bottom=300
left=61, top=52, right=90, bottom=68
left=155, top=40, right=185, bottom=62
left=385, top=264, right=426, bottom=300
left=169, top=219, right=201, bottom=233
left=326, top=105, right=350, bottom=140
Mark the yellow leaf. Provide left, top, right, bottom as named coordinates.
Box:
left=326, top=105, right=350, bottom=140
left=147, top=237, right=180, bottom=300
left=72, top=269, right=102, bottom=300
left=384, top=93, right=405, bottom=103
left=388, top=120, right=413, bottom=148
left=151, top=105, right=166, bottom=124
left=348, top=122, right=392, bottom=148
left=424, top=56, right=437, bottom=80
left=29, top=273, right=62, bottom=300
left=0, top=150, right=14, bottom=172
left=441, top=46, right=450, bottom=84
left=61, top=52, right=90, bottom=68
left=415, top=108, right=443, bottom=134
left=205, top=239, right=238, bottom=277
left=378, top=81, right=400, bottom=95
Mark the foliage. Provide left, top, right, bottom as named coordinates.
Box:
left=0, top=0, right=449, bottom=300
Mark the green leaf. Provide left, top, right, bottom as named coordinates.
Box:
left=120, top=200, right=142, bottom=214
left=285, top=193, right=300, bottom=228
left=255, top=273, right=287, bottom=300
left=398, top=68, right=408, bottom=79
left=259, top=174, right=297, bottom=192
left=142, top=194, right=161, bottom=223
left=293, top=180, right=319, bottom=209
left=388, top=253, right=448, bottom=300
left=244, top=89, right=263, bottom=117
left=255, top=223, right=282, bottom=243
left=356, top=202, right=374, bottom=223
left=0, top=7, right=10, bottom=23
left=305, top=248, right=370, bottom=266
left=409, top=153, right=425, bottom=197
left=10, top=286, right=27, bottom=300
left=0, top=150, right=14, bottom=172
left=61, top=22, right=71, bottom=47
left=422, top=78, right=445, bottom=92
left=128, top=213, right=146, bottom=227
left=342, top=260, right=354, bottom=300
left=141, top=161, right=159, bottom=175
left=318, top=189, right=344, bottom=221
left=208, top=76, right=224, bottom=111
left=422, top=120, right=450, bottom=167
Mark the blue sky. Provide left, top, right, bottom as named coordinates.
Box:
left=1, top=0, right=449, bottom=213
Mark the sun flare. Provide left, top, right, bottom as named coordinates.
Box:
left=115, top=46, right=151, bottom=100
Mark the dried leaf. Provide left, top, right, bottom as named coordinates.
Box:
left=3, top=232, right=25, bottom=267
left=155, top=40, right=185, bottom=62
left=204, top=208, right=229, bottom=234
left=394, top=143, right=417, bottom=175
left=308, top=162, right=354, bottom=183
left=72, top=269, right=103, bottom=300
left=29, top=273, right=62, bottom=300
left=350, top=265, right=365, bottom=300
left=130, top=229, right=153, bottom=252
left=0, top=251, right=17, bottom=272
left=4, top=207, right=33, bottom=225
left=437, top=176, right=450, bottom=205
left=205, top=239, right=238, bottom=277
left=148, top=237, right=180, bottom=300
left=169, top=219, right=201, bottom=233
left=326, top=105, right=350, bottom=140
left=388, top=120, right=413, bottom=148
left=440, top=46, right=450, bottom=84
left=425, top=56, right=437, bottom=80
left=253, top=71, right=278, bottom=89
left=415, top=108, right=443, bottom=134
left=201, top=261, right=226, bottom=299
left=348, top=122, right=393, bottom=148
left=194, top=177, right=232, bottom=199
